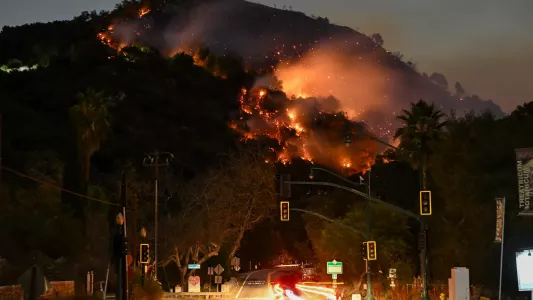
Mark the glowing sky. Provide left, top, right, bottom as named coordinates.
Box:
left=1, top=0, right=532, bottom=111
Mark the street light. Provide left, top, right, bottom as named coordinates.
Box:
left=345, top=131, right=430, bottom=300
left=143, top=150, right=174, bottom=280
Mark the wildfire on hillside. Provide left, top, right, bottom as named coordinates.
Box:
left=231, top=87, right=379, bottom=173
left=95, top=1, right=388, bottom=173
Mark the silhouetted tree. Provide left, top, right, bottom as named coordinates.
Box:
left=371, top=33, right=384, bottom=47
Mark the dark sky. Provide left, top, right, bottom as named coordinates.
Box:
left=1, top=0, right=532, bottom=112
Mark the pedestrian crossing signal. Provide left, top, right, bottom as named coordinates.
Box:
left=280, top=201, right=290, bottom=221
left=420, top=191, right=432, bottom=215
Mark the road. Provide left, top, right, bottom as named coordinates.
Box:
left=235, top=268, right=334, bottom=300
left=235, top=269, right=273, bottom=299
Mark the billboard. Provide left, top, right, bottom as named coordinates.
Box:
left=515, top=148, right=533, bottom=216
left=516, top=249, right=533, bottom=291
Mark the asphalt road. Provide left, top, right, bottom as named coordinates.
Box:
left=234, top=268, right=330, bottom=300
left=235, top=269, right=273, bottom=299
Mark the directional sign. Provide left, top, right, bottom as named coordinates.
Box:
left=214, top=264, right=224, bottom=275
left=327, top=260, right=343, bottom=275
left=188, top=264, right=201, bottom=270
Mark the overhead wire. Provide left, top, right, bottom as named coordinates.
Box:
left=3, top=166, right=121, bottom=207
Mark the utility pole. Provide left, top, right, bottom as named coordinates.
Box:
left=114, top=172, right=129, bottom=300
left=0, top=113, right=3, bottom=196
left=143, top=151, right=173, bottom=280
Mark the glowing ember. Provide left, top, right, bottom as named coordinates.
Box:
left=139, top=7, right=151, bottom=17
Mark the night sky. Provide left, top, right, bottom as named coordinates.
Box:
left=1, top=0, right=532, bottom=111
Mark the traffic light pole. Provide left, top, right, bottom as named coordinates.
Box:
left=419, top=149, right=430, bottom=300
left=350, top=131, right=430, bottom=300
left=285, top=179, right=426, bottom=294
left=364, top=202, right=374, bottom=300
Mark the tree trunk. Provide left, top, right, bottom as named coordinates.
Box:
left=227, top=228, right=246, bottom=266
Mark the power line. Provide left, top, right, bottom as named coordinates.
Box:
left=3, top=166, right=120, bottom=207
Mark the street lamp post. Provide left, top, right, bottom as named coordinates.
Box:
left=143, top=151, right=174, bottom=280
left=346, top=131, right=430, bottom=300
left=309, top=167, right=374, bottom=300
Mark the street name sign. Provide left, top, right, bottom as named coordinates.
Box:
left=327, top=260, right=343, bottom=274
left=188, top=264, right=201, bottom=269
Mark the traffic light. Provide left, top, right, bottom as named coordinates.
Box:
left=140, top=243, right=150, bottom=264
left=367, top=241, right=377, bottom=260
left=280, top=201, right=290, bottom=221
left=361, top=242, right=368, bottom=260
left=420, top=191, right=432, bottom=215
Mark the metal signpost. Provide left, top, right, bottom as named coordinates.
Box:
left=214, top=264, right=224, bottom=292
left=327, top=259, right=342, bottom=295
left=208, top=266, right=214, bottom=292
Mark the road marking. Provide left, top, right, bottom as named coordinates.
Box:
left=235, top=270, right=261, bottom=298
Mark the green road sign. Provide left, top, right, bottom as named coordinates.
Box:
left=327, top=260, right=343, bottom=274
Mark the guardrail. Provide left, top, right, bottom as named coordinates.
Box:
left=164, top=292, right=230, bottom=299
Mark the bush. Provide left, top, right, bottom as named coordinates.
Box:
left=130, top=269, right=164, bottom=300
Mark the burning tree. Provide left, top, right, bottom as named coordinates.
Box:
left=160, top=150, right=276, bottom=288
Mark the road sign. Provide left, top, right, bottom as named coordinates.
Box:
left=214, top=264, right=224, bottom=275
left=207, top=266, right=214, bottom=275
left=327, top=260, right=343, bottom=274
left=234, top=265, right=241, bottom=271
left=188, top=264, right=201, bottom=269
left=332, top=274, right=338, bottom=280
left=389, top=268, right=397, bottom=279
left=231, top=257, right=241, bottom=267
left=188, top=275, right=201, bottom=292
left=215, top=275, right=223, bottom=284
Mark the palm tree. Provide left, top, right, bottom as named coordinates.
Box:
left=393, top=99, right=447, bottom=188
left=62, top=88, right=114, bottom=218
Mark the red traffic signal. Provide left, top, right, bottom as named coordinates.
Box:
left=367, top=241, right=377, bottom=260
left=280, top=201, right=290, bottom=221
left=419, top=191, right=432, bottom=215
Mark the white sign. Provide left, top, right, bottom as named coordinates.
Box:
left=352, top=294, right=362, bottom=300
left=207, top=266, right=214, bottom=275
left=231, top=257, right=241, bottom=267
left=327, top=260, right=343, bottom=274
left=332, top=274, right=338, bottom=280
left=214, top=264, right=224, bottom=275
left=188, top=275, right=201, bottom=292
left=516, top=249, right=533, bottom=291
left=234, top=265, right=241, bottom=271
left=215, top=275, right=223, bottom=284
left=389, top=268, right=397, bottom=279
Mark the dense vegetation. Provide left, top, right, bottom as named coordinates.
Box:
left=0, top=0, right=532, bottom=298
